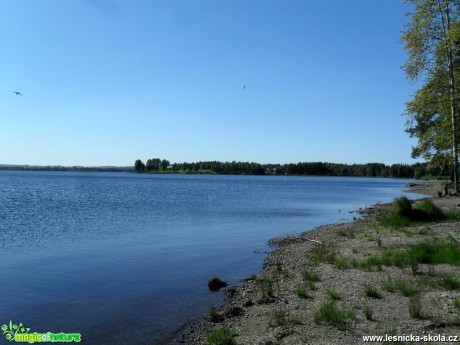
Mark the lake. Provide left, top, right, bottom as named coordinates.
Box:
left=0, top=171, right=425, bottom=344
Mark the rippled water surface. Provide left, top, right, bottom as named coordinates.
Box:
left=0, top=171, right=425, bottom=344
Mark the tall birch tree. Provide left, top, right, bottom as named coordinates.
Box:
left=402, top=0, right=460, bottom=192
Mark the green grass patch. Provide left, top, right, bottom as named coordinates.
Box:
left=303, top=269, right=320, bottom=282
left=415, top=199, right=444, bottom=221
left=326, top=289, right=343, bottom=300
left=445, top=209, right=460, bottom=221
left=364, top=284, right=382, bottom=299
left=335, top=257, right=350, bottom=270
left=440, top=274, right=460, bottom=290
left=394, top=196, right=413, bottom=218
left=206, top=327, right=237, bottom=345
left=337, top=228, right=355, bottom=239
left=397, top=281, right=420, bottom=297
left=356, top=242, right=460, bottom=272
left=364, top=305, right=375, bottom=321
left=258, top=277, right=274, bottom=302
left=290, top=315, right=303, bottom=325
left=358, top=256, right=384, bottom=271
left=418, top=226, right=435, bottom=236
left=409, top=242, right=460, bottom=265
left=314, top=300, right=356, bottom=329
left=409, top=297, right=424, bottom=319
left=378, top=197, right=455, bottom=228
left=382, top=277, right=397, bottom=292
left=295, top=284, right=311, bottom=299
left=273, top=309, right=303, bottom=326
left=311, top=245, right=337, bottom=265
left=377, top=212, right=411, bottom=228
left=274, top=309, right=288, bottom=326
left=454, top=299, right=460, bottom=309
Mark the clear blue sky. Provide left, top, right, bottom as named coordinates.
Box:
left=1, top=0, right=420, bottom=166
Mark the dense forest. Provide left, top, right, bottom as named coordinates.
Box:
left=134, top=158, right=432, bottom=178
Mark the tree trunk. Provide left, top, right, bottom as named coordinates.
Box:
left=443, top=0, right=459, bottom=193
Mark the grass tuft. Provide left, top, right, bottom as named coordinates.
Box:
left=303, top=269, right=320, bottom=282
left=206, top=327, right=237, bottom=345
left=409, top=296, right=424, bottom=319
left=326, top=289, right=343, bottom=300
left=397, top=281, right=420, bottom=297
left=295, top=284, right=311, bottom=299
left=364, top=305, right=375, bottom=321
left=382, top=277, right=397, bottom=292
left=440, top=275, right=460, bottom=290
left=364, top=284, right=382, bottom=299
left=314, top=300, right=356, bottom=329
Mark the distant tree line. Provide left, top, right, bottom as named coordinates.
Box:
left=134, top=158, right=431, bottom=178
left=0, top=165, right=133, bottom=172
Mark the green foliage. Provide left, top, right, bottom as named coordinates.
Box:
left=401, top=0, right=460, bottom=177
left=129, top=158, right=425, bottom=177
left=314, top=301, right=356, bottom=329
left=206, top=328, right=237, bottom=345
left=134, top=159, right=145, bottom=173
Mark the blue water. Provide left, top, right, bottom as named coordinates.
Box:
left=0, top=171, right=425, bottom=344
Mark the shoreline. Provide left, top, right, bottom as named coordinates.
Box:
left=182, top=181, right=460, bottom=344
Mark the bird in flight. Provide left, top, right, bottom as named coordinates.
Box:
left=12, top=91, right=22, bottom=96
left=243, top=85, right=246, bottom=90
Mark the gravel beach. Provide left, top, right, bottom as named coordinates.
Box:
left=182, top=181, right=460, bottom=345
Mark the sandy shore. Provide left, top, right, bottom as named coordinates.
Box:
left=181, top=181, right=460, bottom=345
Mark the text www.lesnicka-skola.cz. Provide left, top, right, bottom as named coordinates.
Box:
left=362, top=334, right=459, bottom=342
